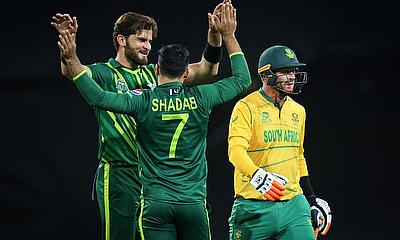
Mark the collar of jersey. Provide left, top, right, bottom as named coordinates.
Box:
left=258, top=88, right=294, bottom=102
left=258, top=88, right=275, bottom=104
left=158, top=81, right=183, bottom=88
left=108, top=58, right=124, bottom=68
left=108, top=58, right=142, bottom=73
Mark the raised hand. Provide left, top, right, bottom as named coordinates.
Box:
left=51, top=13, right=78, bottom=36
left=213, top=2, right=237, bottom=37
left=57, top=30, right=77, bottom=61
left=57, top=30, right=85, bottom=76
left=208, top=0, right=230, bottom=34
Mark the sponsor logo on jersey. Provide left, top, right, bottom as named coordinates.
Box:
left=127, top=89, right=143, bottom=96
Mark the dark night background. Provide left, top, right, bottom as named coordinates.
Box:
left=1, top=0, right=399, bottom=239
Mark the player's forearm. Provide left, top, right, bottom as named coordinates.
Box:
left=300, top=176, right=316, bottom=202
left=202, top=53, right=251, bottom=105
left=227, top=52, right=251, bottom=93
left=185, top=60, right=219, bottom=86
left=223, top=34, right=241, bottom=55
left=208, top=28, right=222, bottom=47
left=60, top=61, right=74, bottom=80
left=72, top=71, right=131, bottom=113
left=184, top=31, right=222, bottom=86
left=228, top=144, right=259, bottom=178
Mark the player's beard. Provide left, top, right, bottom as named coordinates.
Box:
left=125, top=41, right=148, bottom=66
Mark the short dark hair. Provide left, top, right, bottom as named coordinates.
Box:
left=113, top=12, right=158, bottom=50
left=157, top=44, right=190, bottom=78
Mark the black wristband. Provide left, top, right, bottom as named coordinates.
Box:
left=203, top=42, right=222, bottom=64
left=60, top=54, right=67, bottom=65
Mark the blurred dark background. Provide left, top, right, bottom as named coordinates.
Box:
left=1, top=0, right=399, bottom=239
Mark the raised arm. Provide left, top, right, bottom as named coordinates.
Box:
left=183, top=1, right=229, bottom=86
left=197, top=2, right=251, bottom=107
left=57, top=30, right=138, bottom=114
left=51, top=13, right=90, bottom=80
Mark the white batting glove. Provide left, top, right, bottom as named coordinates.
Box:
left=250, top=168, right=286, bottom=201
left=310, top=197, right=332, bottom=236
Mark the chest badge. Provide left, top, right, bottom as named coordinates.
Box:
left=262, top=111, right=272, bottom=124
left=116, top=79, right=128, bottom=92
left=291, top=113, right=299, bottom=124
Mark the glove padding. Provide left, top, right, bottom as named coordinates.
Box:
left=271, top=172, right=289, bottom=185
left=250, top=169, right=286, bottom=201
left=310, top=197, right=332, bottom=236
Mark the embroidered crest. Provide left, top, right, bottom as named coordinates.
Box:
left=262, top=111, right=272, bottom=123
left=291, top=113, right=299, bottom=124
left=116, top=79, right=128, bottom=92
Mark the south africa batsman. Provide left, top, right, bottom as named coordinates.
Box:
left=228, top=45, right=332, bottom=239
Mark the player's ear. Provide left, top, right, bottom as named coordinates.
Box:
left=156, top=64, right=160, bottom=75
left=183, top=67, right=189, bottom=79
left=116, top=34, right=127, bottom=47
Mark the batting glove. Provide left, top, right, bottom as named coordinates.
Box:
left=271, top=172, right=289, bottom=185
left=309, top=196, right=332, bottom=236
left=250, top=168, right=285, bottom=201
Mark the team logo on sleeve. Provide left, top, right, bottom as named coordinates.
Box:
left=230, top=115, right=238, bottom=125
left=261, top=112, right=272, bottom=123
left=127, top=89, right=143, bottom=97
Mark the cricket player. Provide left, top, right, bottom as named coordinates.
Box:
left=57, top=3, right=251, bottom=240
left=227, top=45, right=332, bottom=239
left=51, top=4, right=225, bottom=240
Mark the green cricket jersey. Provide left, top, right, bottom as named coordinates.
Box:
left=74, top=53, right=251, bottom=203
left=86, top=58, right=157, bottom=166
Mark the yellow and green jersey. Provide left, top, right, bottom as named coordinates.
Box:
left=86, top=58, right=157, bottom=167
left=228, top=89, right=309, bottom=200
left=73, top=53, right=251, bottom=203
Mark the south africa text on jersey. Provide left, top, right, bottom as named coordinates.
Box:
left=152, top=97, right=198, bottom=112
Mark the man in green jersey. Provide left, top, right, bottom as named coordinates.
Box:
left=227, top=44, right=332, bottom=239
left=57, top=3, right=250, bottom=239
left=51, top=3, right=226, bottom=239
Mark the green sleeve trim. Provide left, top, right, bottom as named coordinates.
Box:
left=72, top=70, right=87, bottom=81
left=229, top=52, right=244, bottom=58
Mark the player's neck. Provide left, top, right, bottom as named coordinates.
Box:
left=262, top=85, right=285, bottom=106
left=115, top=54, right=139, bottom=70
left=158, top=75, right=184, bottom=85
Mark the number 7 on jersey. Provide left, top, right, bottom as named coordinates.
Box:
left=162, top=113, right=189, bottom=158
